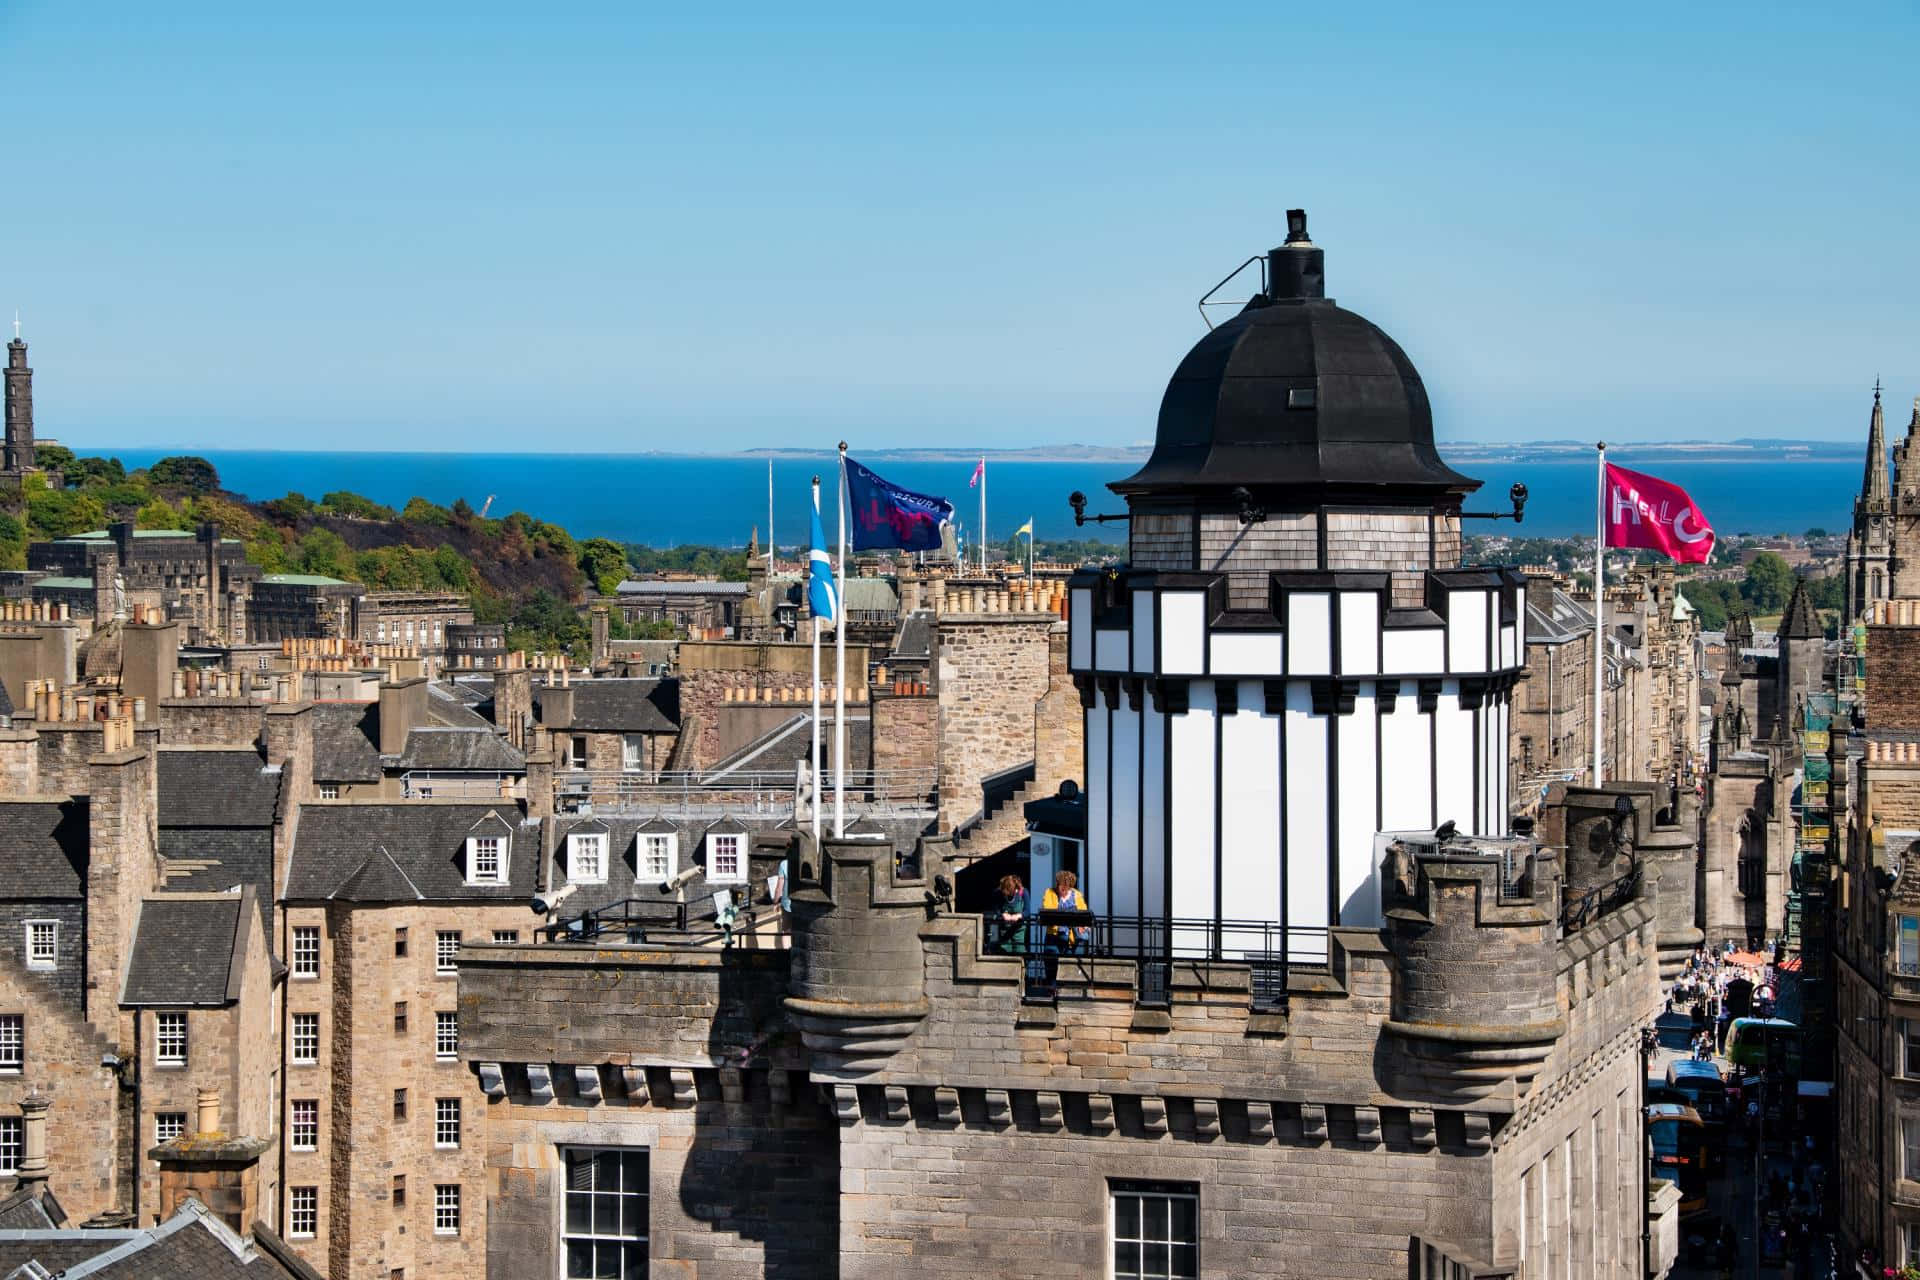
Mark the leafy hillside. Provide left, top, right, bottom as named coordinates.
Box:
left=0, top=448, right=638, bottom=654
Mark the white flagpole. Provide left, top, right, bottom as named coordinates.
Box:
left=767, top=459, right=775, bottom=581
left=810, top=476, right=822, bottom=846
left=834, top=442, right=848, bottom=838
left=979, top=457, right=987, bottom=574
left=1593, top=441, right=1607, bottom=786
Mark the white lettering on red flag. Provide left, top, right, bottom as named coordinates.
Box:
left=1603, top=463, right=1715, bottom=564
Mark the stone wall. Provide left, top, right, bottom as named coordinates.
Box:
left=283, top=899, right=529, bottom=1280
left=31, top=723, right=160, bottom=798
left=868, top=689, right=935, bottom=797
left=0, top=949, right=125, bottom=1222
left=1868, top=624, right=1920, bottom=730
left=933, top=614, right=1054, bottom=831
left=0, top=900, right=85, bottom=1012
left=152, top=698, right=266, bottom=749
left=84, top=749, right=158, bottom=1041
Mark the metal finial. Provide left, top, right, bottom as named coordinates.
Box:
left=1876, top=377, right=1883, bottom=401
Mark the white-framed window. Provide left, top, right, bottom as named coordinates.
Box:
left=433, top=1184, right=460, bottom=1235
left=0, top=1117, right=19, bottom=1175
left=434, top=1097, right=460, bottom=1149
left=435, top=930, right=461, bottom=974
left=289, top=1186, right=317, bottom=1238
left=377, top=622, right=388, bottom=642
left=155, top=1012, right=187, bottom=1066
left=1907, top=1116, right=1920, bottom=1182
left=640, top=834, right=675, bottom=882
left=318, top=784, right=339, bottom=800
left=1907, top=1223, right=1920, bottom=1268
left=1110, top=1179, right=1199, bottom=1280
left=291, top=926, right=320, bottom=978
left=467, top=835, right=507, bottom=886
left=568, top=833, right=607, bottom=884
left=562, top=1147, right=649, bottom=1278
left=491, top=930, right=519, bottom=944
left=435, top=1011, right=458, bottom=1061
left=155, top=1111, right=187, bottom=1145
left=291, top=1012, right=319, bottom=1064
left=569, top=736, right=588, bottom=769
left=707, top=832, right=745, bottom=883
left=0, top=1015, right=21, bottom=1073
left=24, top=921, right=56, bottom=970
left=622, top=734, right=645, bottom=773
left=291, top=1099, right=318, bottom=1151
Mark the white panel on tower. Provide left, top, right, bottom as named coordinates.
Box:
left=1284, top=682, right=1330, bottom=963
left=1432, top=681, right=1475, bottom=835
left=1169, top=683, right=1217, bottom=954
left=1338, top=688, right=1380, bottom=927
left=1109, top=705, right=1142, bottom=939
left=1210, top=632, right=1284, bottom=675
left=1287, top=592, right=1332, bottom=676
left=1141, top=702, right=1166, bottom=921
left=1500, top=622, right=1518, bottom=671
left=1447, top=590, right=1488, bottom=673
left=1087, top=704, right=1111, bottom=903
left=1160, top=592, right=1207, bottom=675
left=1383, top=627, right=1444, bottom=674
left=1219, top=681, right=1282, bottom=958
left=1095, top=629, right=1128, bottom=672
left=1339, top=592, right=1380, bottom=676
left=1070, top=589, right=1093, bottom=669
left=1379, top=692, right=1433, bottom=832
left=1496, top=697, right=1510, bottom=834
left=1132, top=589, right=1156, bottom=673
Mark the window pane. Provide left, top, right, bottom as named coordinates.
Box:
left=622, top=1190, right=649, bottom=1236
left=1172, top=1243, right=1198, bottom=1278
left=566, top=1192, right=593, bottom=1235
left=595, top=1192, right=621, bottom=1235
left=622, top=1244, right=647, bottom=1280
left=594, top=1245, right=621, bottom=1280
left=597, top=1151, right=627, bottom=1190
left=566, top=1242, right=595, bottom=1278
left=1143, top=1195, right=1169, bottom=1241
left=1143, top=1242, right=1170, bottom=1277
left=1114, top=1241, right=1141, bottom=1278
left=1115, top=1194, right=1139, bottom=1238
left=1170, top=1196, right=1195, bottom=1242
left=567, top=1152, right=596, bottom=1191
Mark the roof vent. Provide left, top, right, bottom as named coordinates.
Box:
left=1268, top=208, right=1325, bottom=301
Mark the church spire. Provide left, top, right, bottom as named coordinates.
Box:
left=1864, top=380, right=1890, bottom=505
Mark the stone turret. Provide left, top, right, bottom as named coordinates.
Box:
left=3, top=329, right=33, bottom=474
left=784, top=833, right=947, bottom=1073
left=1381, top=829, right=1562, bottom=1102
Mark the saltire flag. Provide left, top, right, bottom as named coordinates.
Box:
left=845, top=456, right=953, bottom=552
left=1603, top=464, right=1715, bottom=564
left=969, top=458, right=984, bottom=488
left=1013, top=517, right=1033, bottom=538
left=808, top=489, right=838, bottom=623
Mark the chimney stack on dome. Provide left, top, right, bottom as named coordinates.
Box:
left=1267, top=208, right=1324, bottom=301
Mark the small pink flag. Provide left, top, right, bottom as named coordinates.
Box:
left=969, top=458, right=984, bottom=488
left=1603, top=463, right=1715, bottom=564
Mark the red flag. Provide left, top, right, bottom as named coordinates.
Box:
left=969, top=457, right=984, bottom=488
left=1603, top=463, right=1715, bottom=564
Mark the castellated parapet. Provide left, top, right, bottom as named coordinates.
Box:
left=1381, top=832, right=1563, bottom=1103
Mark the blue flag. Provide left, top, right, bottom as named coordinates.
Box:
left=844, top=456, right=953, bottom=552
left=808, top=489, right=838, bottom=624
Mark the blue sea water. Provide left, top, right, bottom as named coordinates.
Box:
left=100, top=448, right=1858, bottom=550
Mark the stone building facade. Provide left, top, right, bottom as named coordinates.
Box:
left=1846, top=384, right=1920, bottom=619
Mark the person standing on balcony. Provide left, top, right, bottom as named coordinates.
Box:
left=994, top=875, right=1028, bottom=955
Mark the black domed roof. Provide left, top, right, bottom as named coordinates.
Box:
left=1114, top=216, right=1478, bottom=504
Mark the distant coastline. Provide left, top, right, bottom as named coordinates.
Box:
left=87, top=438, right=1861, bottom=465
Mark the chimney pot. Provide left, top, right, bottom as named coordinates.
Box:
left=196, top=1088, right=221, bottom=1137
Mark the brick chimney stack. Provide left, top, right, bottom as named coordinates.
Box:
left=84, top=742, right=158, bottom=1037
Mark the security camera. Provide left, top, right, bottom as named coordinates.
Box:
left=660, top=865, right=705, bottom=895
left=532, top=883, right=579, bottom=914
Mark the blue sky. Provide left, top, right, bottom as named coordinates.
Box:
left=2, top=2, right=1916, bottom=452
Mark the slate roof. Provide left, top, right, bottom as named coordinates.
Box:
left=0, top=801, right=88, bottom=899
left=425, top=682, right=492, bottom=729
left=1780, top=579, right=1822, bottom=640
left=392, top=727, right=524, bottom=772
left=842, top=578, right=899, bottom=613
left=535, top=680, right=679, bottom=734
left=0, top=1200, right=323, bottom=1279
left=122, top=896, right=244, bottom=1006
left=285, top=803, right=538, bottom=902
left=702, top=713, right=874, bottom=780
left=158, top=830, right=274, bottom=940
left=0, top=1186, right=64, bottom=1230
left=1524, top=589, right=1594, bottom=645
left=308, top=704, right=382, bottom=783
left=890, top=610, right=933, bottom=661
left=157, top=751, right=283, bottom=828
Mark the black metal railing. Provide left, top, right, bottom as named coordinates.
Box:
left=1559, top=863, right=1641, bottom=936
left=985, top=910, right=1327, bottom=1008
left=538, top=898, right=700, bottom=944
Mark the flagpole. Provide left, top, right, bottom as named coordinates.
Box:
left=1593, top=440, right=1606, bottom=786
left=834, top=442, right=848, bottom=838
left=767, top=458, right=775, bottom=582
left=979, top=456, right=987, bottom=574
left=810, top=476, right=823, bottom=847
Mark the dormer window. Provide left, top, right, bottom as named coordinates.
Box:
left=568, top=832, right=607, bottom=885
left=639, top=832, right=676, bottom=882
left=467, top=835, right=508, bottom=886
left=707, top=833, right=745, bottom=884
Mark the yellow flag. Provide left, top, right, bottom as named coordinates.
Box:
left=1014, top=518, right=1033, bottom=538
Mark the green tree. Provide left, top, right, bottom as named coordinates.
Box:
left=1739, top=552, right=1795, bottom=614
left=319, top=491, right=396, bottom=521
left=293, top=528, right=353, bottom=579
left=1805, top=527, right=1830, bottom=540
left=262, top=492, right=316, bottom=521
left=577, top=538, right=630, bottom=596
left=400, top=497, right=452, bottom=525
left=135, top=498, right=192, bottom=530
left=25, top=484, right=105, bottom=540
left=147, top=455, right=220, bottom=494
left=1679, top=578, right=1742, bottom=631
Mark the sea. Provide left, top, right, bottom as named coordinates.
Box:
left=100, top=449, right=1860, bottom=551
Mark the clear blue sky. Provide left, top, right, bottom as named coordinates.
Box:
left=3, top=2, right=1916, bottom=453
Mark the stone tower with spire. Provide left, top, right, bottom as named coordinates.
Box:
left=3, top=320, right=37, bottom=477
left=1847, top=383, right=1895, bottom=618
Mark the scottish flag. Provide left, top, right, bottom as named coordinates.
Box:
left=809, top=490, right=838, bottom=624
